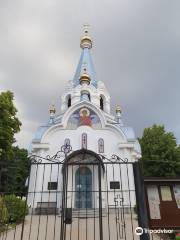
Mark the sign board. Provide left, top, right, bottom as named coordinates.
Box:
left=160, top=186, right=172, bottom=201
left=110, top=181, right=120, bottom=189
left=147, top=185, right=161, bottom=219
left=174, top=185, right=180, bottom=208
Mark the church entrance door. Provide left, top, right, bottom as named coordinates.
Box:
left=75, top=166, right=92, bottom=208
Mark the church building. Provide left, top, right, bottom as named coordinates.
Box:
left=28, top=28, right=141, bottom=213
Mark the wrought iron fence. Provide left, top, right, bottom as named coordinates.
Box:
left=0, top=147, right=170, bottom=240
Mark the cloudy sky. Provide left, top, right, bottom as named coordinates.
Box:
left=0, top=0, right=180, bottom=149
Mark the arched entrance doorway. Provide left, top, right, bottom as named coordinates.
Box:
left=75, top=166, right=92, bottom=208
left=62, top=149, right=105, bottom=210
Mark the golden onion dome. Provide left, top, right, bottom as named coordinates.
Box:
left=80, top=28, right=92, bottom=49
left=79, top=69, right=91, bottom=85
left=49, top=104, right=56, bottom=114
left=116, top=105, right=122, bottom=113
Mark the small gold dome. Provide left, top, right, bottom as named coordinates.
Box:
left=49, top=104, right=56, bottom=114
left=116, top=105, right=122, bottom=113
left=79, top=70, right=91, bottom=85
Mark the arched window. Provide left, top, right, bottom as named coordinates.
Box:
left=67, top=95, right=71, bottom=108
left=82, top=133, right=87, bottom=149
left=80, top=91, right=91, bottom=102
left=100, top=96, right=104, bottom=110
left=98, top=138, right=104, bottom=153
left=64, top=138, right=70, bottom=146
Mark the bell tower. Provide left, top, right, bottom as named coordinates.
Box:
left=61, top=26, right=111, bottom=114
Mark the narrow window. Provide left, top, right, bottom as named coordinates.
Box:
left=81, top=91, right=91, bottom=101
left=82, top=133, right=87, bottom=149
left=48, top=182, right=58, bottom=190
left=67, top=96, right=71, bottom=108
left=100, top=96, right=104, bottom=110
left=98, top=138, right=104, bottom=153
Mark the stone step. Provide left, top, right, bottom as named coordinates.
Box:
left=72, top=209, right=107, bottom=218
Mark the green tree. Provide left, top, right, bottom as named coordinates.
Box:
left=12, top=147, right=30, bottom=195
left=139, top=124, right=180, bottom=177
left=0, top=91, right=21, bottom=192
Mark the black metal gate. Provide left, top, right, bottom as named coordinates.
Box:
left=60, top=150, right=104, bottom=240
left=0, top=146, right=151, bottom=240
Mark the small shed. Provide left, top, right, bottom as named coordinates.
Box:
left=144, top=177, right=180, bottom=229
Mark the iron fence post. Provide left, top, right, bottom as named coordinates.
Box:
left=133, top=162, right=150, bottom=240
left=20, top=164, right=31, bottom=240
left=98, top=162, right=103, bottom=240
left=60, top=157, right=68, bottom=240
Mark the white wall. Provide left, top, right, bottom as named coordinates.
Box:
left=28, top=123, right=137, bottom=210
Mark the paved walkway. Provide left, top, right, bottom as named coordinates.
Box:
left=0, top=213, right=168, bottom=240
left=0, top=213, right=141, bottom=240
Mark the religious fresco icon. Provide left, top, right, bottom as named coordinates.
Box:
left=79, top=108, right=92, bottom=126
left=67, top=107, right=101, bottom=129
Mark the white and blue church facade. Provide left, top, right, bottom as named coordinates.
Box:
left=27, top=29, right=141, bottom=213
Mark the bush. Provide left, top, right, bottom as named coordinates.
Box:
left=0, top=197, right=9, bottom=223
left=3, top=195, right=28, bottom=223
left=0, top=196, right=9, bottom=232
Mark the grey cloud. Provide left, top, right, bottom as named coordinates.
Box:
left=0, top=0, right=180, bottom=148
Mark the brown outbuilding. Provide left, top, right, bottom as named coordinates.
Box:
left=144, top=177, right=180, bottom=230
